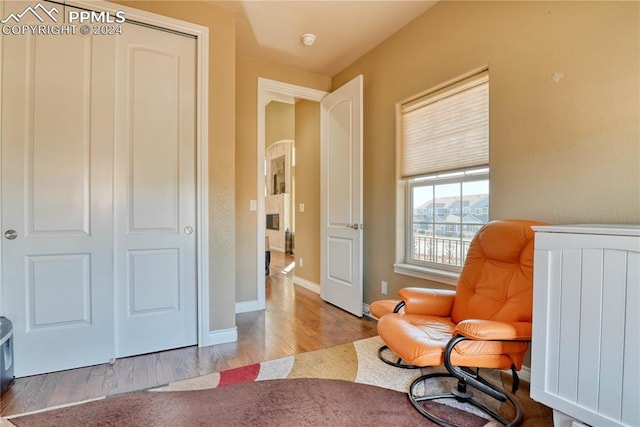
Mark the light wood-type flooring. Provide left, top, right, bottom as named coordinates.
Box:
left=1, top=252, right=378, bottom=416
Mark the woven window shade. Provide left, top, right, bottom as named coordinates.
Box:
left=401, top=73, right=488, bottom=179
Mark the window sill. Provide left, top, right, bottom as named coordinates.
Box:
left=393, top=263, right=459, bottom=286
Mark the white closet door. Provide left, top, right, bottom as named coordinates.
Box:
left=113, top=23, right=198, bottom=357
left=1, top=3, right=198, bottom=375
left=0, top=1, right=116, bottom=376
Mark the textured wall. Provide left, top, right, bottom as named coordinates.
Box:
left=332, top=1, right=640, bottom=303
left=294, top=100, right=322, bottom=285
left=266, top=102, right=295, bottom=149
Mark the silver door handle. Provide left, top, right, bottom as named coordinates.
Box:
left=4, top=230, right=17, bottom=240
left=346, top=223, right=360, bottom=230
left=184, top=226, right=194, bottom=235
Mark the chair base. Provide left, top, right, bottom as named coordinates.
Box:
left=376, top=345, right=421, bottom=369
left=409, top=371, right=524, bottom=427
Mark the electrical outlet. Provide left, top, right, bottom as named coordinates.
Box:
left=381, top=280, right=388, bottom=295
left=299, top=203, right=305, bottom=212
left=299, top=258, right=304, bottom=268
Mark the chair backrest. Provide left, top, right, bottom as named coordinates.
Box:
left=451, top=219, right=548, bottom=324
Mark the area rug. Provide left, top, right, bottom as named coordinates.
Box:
left=152, top=335, right=426, bottom=393
left=3, top=336, right=552, bottom=426
left=7, top=378, right=496, bottom=426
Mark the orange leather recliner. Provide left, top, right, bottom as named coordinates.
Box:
left=371, top=219, right=547, bottom=427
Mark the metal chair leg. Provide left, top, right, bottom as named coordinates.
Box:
left=376, top=345, right=421, bottom=369
left=407, top=335, right=526, bottom=426
left=408, top=371, right=524, bottom=427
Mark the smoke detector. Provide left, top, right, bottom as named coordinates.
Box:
left=301, top=33, right=317, bottom=46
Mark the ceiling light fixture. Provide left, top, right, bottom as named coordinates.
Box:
left=301, top=33, right=317, bottom=46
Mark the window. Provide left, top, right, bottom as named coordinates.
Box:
left=399, top=71, right=489, bottom=273
left=408, top=168, right=489, bottom=270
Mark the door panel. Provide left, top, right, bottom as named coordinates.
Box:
left=129, top=48, right=180, bottom=232
left=0, top=2, right=116, bottom=376
left=30, top=33, right=91, bottom=234
left=28, top=254, right=91, bottom=327
left=320, top=76, right=363, bottom=317
left=327, top=237, right=353, bottom=284
left=128, top=249, right=180, bottom=314
left=327, top=100, right=353, bottom=225
left=114, top=23, right=197, bottom=357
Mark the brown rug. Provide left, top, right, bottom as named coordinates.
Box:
left=8, top=378, right=489, bottom=426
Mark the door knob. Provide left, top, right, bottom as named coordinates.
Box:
left=346, top=223, right=360, bottom=230
left=4, top=230, right=17, bottom=240
left=184, top=226, right=193, bottom=235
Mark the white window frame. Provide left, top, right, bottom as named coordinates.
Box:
left=405, top=167, right=489, bottom=272
left=394, top=69, right=489, bottom=285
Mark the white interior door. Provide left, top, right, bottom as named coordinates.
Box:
left=320, top=75, right=363, bottom=317
left=0, top=1, right=116, bottom=376
left=113, top=23, right=197, bottom=357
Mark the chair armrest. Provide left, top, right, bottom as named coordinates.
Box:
left=454, top=320, right=532, bottom=341
left=398, top=287, right=456, bottom=316
left=369, top=299, right=403, bottom=318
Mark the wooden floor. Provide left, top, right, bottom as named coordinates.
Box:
left=1, top=253, right=378, bottom=416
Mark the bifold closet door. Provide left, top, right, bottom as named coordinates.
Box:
left=113, top=22, right=197, bottom=358
left=0, top=1, right=116, bottom=377
left=1, top=2, right=198, bottom=376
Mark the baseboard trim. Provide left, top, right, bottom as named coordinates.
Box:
left=293, top=276, right=320, bottom=294
left=519, top=366, right=531, bottom=383
left=503, top=365, right=531, bottom=384
left=235, top=300, right=260, bottom=314
left=202, top=327, right=237, bottom=347
left=363, top=303, right=375, bottom=319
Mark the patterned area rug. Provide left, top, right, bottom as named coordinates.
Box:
left=2, top=336, right=552, bottom=426
left=152, top=336, right=418, bottom=393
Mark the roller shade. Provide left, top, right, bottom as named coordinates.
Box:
left=401, top=72, right=488, bottom=179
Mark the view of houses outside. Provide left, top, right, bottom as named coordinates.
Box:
left=411, top=180, right=489, bottom=267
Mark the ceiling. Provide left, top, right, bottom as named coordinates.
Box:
left=207, top=1, right=438, bottom=77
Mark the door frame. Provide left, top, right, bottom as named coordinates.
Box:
left=256, top=79, right=327, bottom=310
left=0, top=0, right=211, bottom=348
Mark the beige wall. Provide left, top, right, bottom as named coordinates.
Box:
left=294, top=101, right=322, bottom=285
left=265, top=102, right=295, bottom=229
left=332, top=1, right=640, bottom=303
left=264, top=100, right=321, bottom=284
left=266, top=102, right=295, bottom=148
left=235, top=56, right=331, bottom=303
left=114, top=1, right=237, bottom=332
left=264, top=101, right=295, bottom=251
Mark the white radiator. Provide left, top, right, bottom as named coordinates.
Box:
left=531, top=225, right=639, bottom=427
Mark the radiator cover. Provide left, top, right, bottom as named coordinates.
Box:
left=0, top=316, right=14, bottom=396
left=530, top=225, right=639, bottom=427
